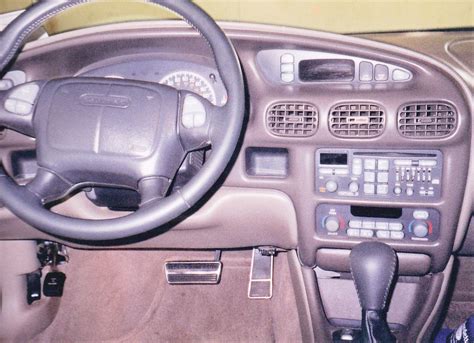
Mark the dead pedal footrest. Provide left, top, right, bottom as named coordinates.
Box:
left=165, top=261, right=222, bottom=285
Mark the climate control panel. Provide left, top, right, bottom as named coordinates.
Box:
left=316, top=204, right=440, bottom=242
left=315, top=149, right=442, bottom=201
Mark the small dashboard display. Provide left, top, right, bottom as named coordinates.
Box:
left=299, top=59, right=355, bottom=82
left=320, top=153, right=348, bottom=165
left=351, top=206, right=403, bottom=219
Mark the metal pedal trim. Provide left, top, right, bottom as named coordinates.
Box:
left=165, top=261, right=222, bottom=285
left=248, top=248, right=274, bottom=299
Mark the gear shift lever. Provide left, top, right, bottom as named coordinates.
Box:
left=350, top=242, right=397, bottom=343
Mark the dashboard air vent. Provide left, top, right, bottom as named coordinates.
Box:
left=398, top=102, right=457, bottom=138
left=328, top=103, right=385, bottom=138
left=266, top=102, right=318, bottom=137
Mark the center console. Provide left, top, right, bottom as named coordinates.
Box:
left=315, top=149, right=443, bottom=244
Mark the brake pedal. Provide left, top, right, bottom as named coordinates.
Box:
left=248, top=247, right=275, bottom=299
left=165, top=252, right=222, bottom=285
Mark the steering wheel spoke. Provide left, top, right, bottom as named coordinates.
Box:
left=0, top=82, right=44, bottom=137
left=26, top=168, right=74, bottom=205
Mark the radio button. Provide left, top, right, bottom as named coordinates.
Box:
left=352, top=158, right=363, bottom=175
left=364, top=159, right=376, bottom=170
left=347, top=229, right=360, bottom=237
left=349, top=181, right=359, bottom=193
left=389, top=223, right=403, bottom=231
left=349, top=220, right=362, bottom=229
left=377, top=172, right=389, bottom=183
left=325, top=180, right=338, bottom=193
left=395, top=160, right=412, bottom=166
left=378, top=159, right=389, bottom=170
left=406, top=188, right=414, bottom=196
left=364, top=183, right=375, bottom=194
left=375, top=222, right=389, bottom=230
left=393, top=186, right=402, bottom=195
left=360, top=229, right=374, bottom=238
left=376, top=184, right=389, bottom=195
left=419, top=160, right=437, bottom=167
left=364, top=171, right=376, bottom=183
left=390, top=231, right=405, bottom=240
left=335, top=168, right=349, bottom=176
left=362, top=221, right=376, bottom=229
left=352, top=165, right=363, bottom=176
left=319, top=168, right=333, bottom=175
left=376, top=230, right=390, bottom=239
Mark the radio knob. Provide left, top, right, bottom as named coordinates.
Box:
left=394, top=186, right=402, bottom=195
left=349, top=181, right=359, bottom=193
left=324, top=216, right=340, bottom=232
left=326, top=180, right=338, bottom=193
left=412, top=221, right=429, bottom=238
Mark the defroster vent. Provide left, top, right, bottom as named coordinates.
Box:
left=266, top=102, right=318, bottom=137
left=329, top=103, right=385, bottom=138
left=398, top=102, right=457, bottom=138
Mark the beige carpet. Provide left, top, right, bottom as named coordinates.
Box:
left=31, top=249, right=302, bottom=343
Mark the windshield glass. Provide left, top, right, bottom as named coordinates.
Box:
left=1, top=0, right=473, bottom=34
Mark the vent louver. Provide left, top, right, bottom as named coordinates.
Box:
left=398, top=102, right=457, bottom=138
left=266, top=102, right=318, bottom=137
left=329, top=103, right=385, bottom=138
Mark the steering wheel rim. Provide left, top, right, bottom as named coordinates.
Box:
left=0, top=0, right=245, bottom=241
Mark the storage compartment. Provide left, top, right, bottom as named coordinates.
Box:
left=245, top=147, right=288, bottom=177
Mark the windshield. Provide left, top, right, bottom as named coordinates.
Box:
left=0, top=0, right=473, bottom=34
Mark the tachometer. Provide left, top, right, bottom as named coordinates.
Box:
left=159, top=71, right=217, bottom=105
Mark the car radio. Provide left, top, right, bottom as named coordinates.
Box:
left=315, top=204, right=440, bottom=241
left=315, top=149, right=442, bottom=201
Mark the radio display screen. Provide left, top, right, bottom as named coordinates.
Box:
left=351, top=206, right=402, bottom=219
left=320, top=153, right=348, bottom=165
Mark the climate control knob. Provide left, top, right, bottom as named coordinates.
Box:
left=325, top=180, right=338, bottom=193
left=324, top=216, right=340, bottom=232
left=412, top=220, right=429, bottom=238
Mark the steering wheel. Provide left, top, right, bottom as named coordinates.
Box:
left=0, top=0, right=245, bottom=241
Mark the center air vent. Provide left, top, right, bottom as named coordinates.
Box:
left=398, top=102, right=457, bottom=138
left=266, top=102, right=318, bottom=137
left=329, top=103, right=385, bottom=138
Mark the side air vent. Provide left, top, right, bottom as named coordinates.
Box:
left=266, top=102, right=318, bottom=137
left=398, top=102, right=457, bottom=138
left=328, top=103, right=385, bottom=138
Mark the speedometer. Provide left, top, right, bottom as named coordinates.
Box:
left=159, top=71, right=217, bottom=105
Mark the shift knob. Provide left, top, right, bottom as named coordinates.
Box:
left=350, top=241, right=397, bottom=311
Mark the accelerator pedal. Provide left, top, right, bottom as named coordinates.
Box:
left=165, top=251, right=222, bottom=285
left=248, top=247, right=277, bottom=299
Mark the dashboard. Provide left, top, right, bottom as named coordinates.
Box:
left=0, top=21, right=472, bottom=277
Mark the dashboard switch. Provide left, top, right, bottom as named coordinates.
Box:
left=359, top=61, right=373, bottom=81
left=280, top=53, right=294, bottom=63
left=392, top=69, right=411, bottom=81
left=374, top=64, right=389, bottom=81
left=281, top=73, right=294, bottom=83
